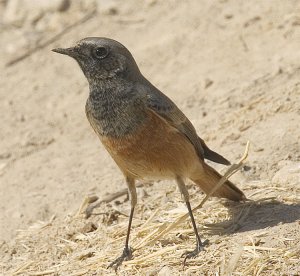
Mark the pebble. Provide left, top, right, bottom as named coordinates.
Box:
left=0, top=162, right=7, bottom=172
left=204, top=78, right=214, bottom=89
left=96, top=0, right=119, bottom=15
left=24, top=0, right=70, bottom=13
left=158, top=266, right=173, bottom=276
left=3, top=0, right=70, bottom=27
left=272, top=161, right=300, bottom=186
left=3, top=0, right=25, bottom=26
left=79, top=0, right=97, bottom=12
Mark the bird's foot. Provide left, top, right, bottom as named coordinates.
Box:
left=108, top=247, right=133, bottom=271
left=181, top=239, right=208, bottom=266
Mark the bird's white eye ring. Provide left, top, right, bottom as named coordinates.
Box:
left=94, top=46, right=109, bottom=59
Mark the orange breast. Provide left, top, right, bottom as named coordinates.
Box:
left=100, top=110, right=202, bottom=180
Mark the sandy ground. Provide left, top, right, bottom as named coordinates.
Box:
left=0, top=0, right=300, bottom=275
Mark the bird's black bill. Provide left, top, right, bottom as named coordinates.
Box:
left=52, top=47, right=76, bottom=57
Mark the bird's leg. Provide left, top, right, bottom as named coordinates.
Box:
left=176, top=176, right=208, bottom=265
left=108, top=176, right=136, bottom=271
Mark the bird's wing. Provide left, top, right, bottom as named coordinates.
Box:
left=141, top=83, right=230, bottom=165
left=198, top=137, right=230, bottom=165
left=143, top=84, right=205, bottom=159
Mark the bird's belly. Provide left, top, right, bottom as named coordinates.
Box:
left=100, top=111, right=201, bottom=179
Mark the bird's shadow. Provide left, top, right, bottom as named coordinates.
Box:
left=205, top=199, right=300, bottom=234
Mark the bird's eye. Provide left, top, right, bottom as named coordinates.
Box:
left=94, top=47, right=109, bottom=59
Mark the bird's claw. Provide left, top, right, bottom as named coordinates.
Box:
left=108, top=247, right=133, bottom=271
left=181, top=239, right=208, bottom=266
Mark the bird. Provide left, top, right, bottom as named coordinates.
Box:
left=52, top=37, right=245, bottom=270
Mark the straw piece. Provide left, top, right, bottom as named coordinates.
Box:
left=244, top=246, right=278, bottom=252
left=125, top=245, right=178, bottom=265
left=226, top=245, right=244, bottom=274
left=28, top=270, right=56, bottom=276
left=12, top=261, right=34, bottom=275
left=68, top=270, right=90, bottom=276
left=138, top=208, right=161, bottom=231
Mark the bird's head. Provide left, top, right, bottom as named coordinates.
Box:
left=52, top=37, right=140, bottom=85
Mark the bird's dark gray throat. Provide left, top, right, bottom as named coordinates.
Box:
left=85, top=77, right=147, bottom=138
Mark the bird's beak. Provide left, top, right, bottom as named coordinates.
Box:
left=52, top=47, right=78, bottom=58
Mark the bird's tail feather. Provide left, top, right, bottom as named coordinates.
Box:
left=191, top=163, right=245, bottom=202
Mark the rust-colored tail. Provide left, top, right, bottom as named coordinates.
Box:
left=191, top=163, right=246, bottom=202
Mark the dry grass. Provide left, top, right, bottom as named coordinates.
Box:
left=3, top=188, right=300, bottom=275
left=2, top=144, right=300, bottom=275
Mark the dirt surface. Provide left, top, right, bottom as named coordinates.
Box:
left=0, top=0, right=299, bottom=275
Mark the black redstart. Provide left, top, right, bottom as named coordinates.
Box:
left=53, top=37, right=245, bottom=270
